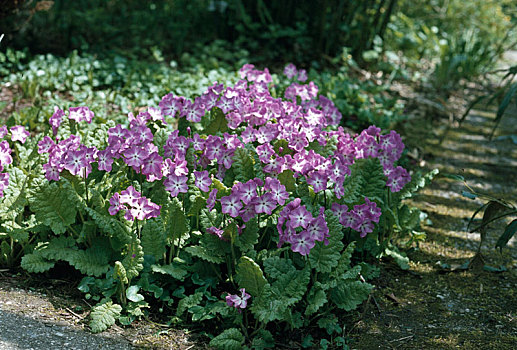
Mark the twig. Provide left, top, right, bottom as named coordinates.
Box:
left=389, top=334, right=414, bottom=343
left=65, top=307, right=85, bottom=320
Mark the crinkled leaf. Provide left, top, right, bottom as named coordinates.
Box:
left=151, top=263, right=188, bottom=281
left=232, top=147, right=255, bottom=182
left=141, top=219, right=166, bottom=260
left=235, top=256, right=267, bottom=297
left=309, top=211, right=344, bottom=273
left=235, top=217, right=258, bottom=253
left=209, top=328, right=244, bottom=350
left=176, top=292, right=203, bottom=316
left=21, top=252, right=55, bottom=273
left=305, top=287, right=327, bottom=316
left=89, top=301, right=122, bottom=333
left=122, top=238, right=144, bottom=280
left=162, top=197, right=189, bottom=245
left=185, top=245, right=224, bottom=264
left=331, top=280, right=372, bottom=311
left=0, top=167, right=28, bottom=220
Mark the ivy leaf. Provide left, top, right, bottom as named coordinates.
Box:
left=126, top=285, right=145, bottom=302
left=29, top=181, right=78, bottom=234
left=209, top=328, right=244, bottom=350
left=235, top=256, right=267, bottom=297
left=331, top=280, right=372, bottom=311
left=89, top=301, right=122, bottom=333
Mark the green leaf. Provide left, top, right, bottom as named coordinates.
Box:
left=309, top=211, right=344, bottom=273
left=204, top=108, right=228, bottom=135
left=496, top=219, right=517, bottom=252
left=141, top=219, right=166, bottom=260
left=331, top=280, right=372, bottom=311
left=271, top=266, right=310, bottom=306
left=69, top=243, right=112, bottom=277
left=305, top=287, right=327, bottom=316
left=492, top=82, right=517, bottom=137
left=384, top=247, right=410, bottom=270
left=235, top=256, right=267, bottom=297
left=29, top=181, right=81, bottom=234
left=185, top=245, right=225, bottom=264
left=162, top=197, right=189, bottom=245
left=339, top=172, right=363, bottom=204
left=176, top=292, right=203, bottom=316
left=151, top=263, right=188, bottom=281
left=20, top=252, right=55, bottom=273
left=114, top=261, right=128, bottom=284
left=122, top=238, right=144, bottom=280
left=84, top=207, right=132, bottom=244
left=235, top=217, right=258, bottom=253
left=36, top=236, right=77, bottom=261
left=232, top=147, right=255, bottom=182
left=0, top=167, right=28, bottom=220
left=355, top=158, right=385, bottom=201
left=200, top=208, right=223, bottom=230
left=209, top=328, right=244, bottom=350
left=277, top=170, right=296, bottom=192
left=89, top=301, right=122, bottom=333
left=126, top=285, right=144, bottom=302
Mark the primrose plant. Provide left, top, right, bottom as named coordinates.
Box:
left=0, top=63, right=416, bottom=348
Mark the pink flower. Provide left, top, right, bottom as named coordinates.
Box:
left=307, top=171, right=328, bottom=193
left=194, top=170, right=211, bottom=192
left=10, top=125, right=30, bottom=144
left=119, top=186, right=141, bottom=206
left=288, top=205, right=312, bottom=229
left=164, top=174, right=188, bottom=197
left=250, top=193, right=276, bottom=215
left=63, top=149, right=88, bottom=176
left=284, top=63, right=298, bottom=79
left=108, top=192, right=125, bottom=215
left=207, top=188, right=218, bottom=211
left=0, top=141, right=13, bottom=168
left=226, top=288, right=251, bottom=309
left=289, top=230, right=315, bottom=256
left=68, top=106, right=94, bottom=123
left=0, top=125, right=8, bottom=138
left=220, top=194, right=243, bottom=218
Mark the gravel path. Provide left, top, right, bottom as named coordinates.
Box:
left=0, top=285, right=134, bottom=350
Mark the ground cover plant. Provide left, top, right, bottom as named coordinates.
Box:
left=0, top=61, right=436, bottom=348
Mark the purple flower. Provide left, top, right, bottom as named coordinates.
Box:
left=0, top=141, right=13, bottom=169
left=233, top=180, right=258, bottom=205
left=250, top=193, right=276, bottom=215
left=37, top=136, right=55, bottom=154
left=288, top=205, right=312, bottom=229
left=43, top=163, right=61, bottom=182
left=142, top=152, right=163, bottom=181
left=194, top=170, right=211, bottom=192
left=226, top=288, right=251, bottom=310
left=119, top=186, right=141, bottom=206
left=49, top=107, right=64, bottom=135
left=68, top=106, right=94, bottom=124
left=284, top=63, right=298, bottom=79
left=109, top=192, right=125, bottom=215
left=220, top=194, right=243, bottom=218
left=307, top=171, right=328, bottom=193
left=264, top=177, right=289, bottom=206
left=164, top=174, right=188, bottom=197
left=0, top=172, right=9, bottom=197
left=207, top=188, right=218, bottom=211
left=97, top=149, right=114, bottom=172
left=123, top=145, right=147, bottom=168
left=10, top=125, right=30, bottom=144
left=0, top=125, right=8, bottom=139
left=207, top=226, right=224, bottom=239
left=63, top=149, right=88, bottom=176
left=289, top=230, right=315, bottom=256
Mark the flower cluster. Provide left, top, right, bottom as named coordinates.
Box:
left=0, top=124, right=31, bottom=196
left=108, top=186, right=160, bottom=221
left=29, top=63, right=410, bottom=257
left=226, top=288, right=251, bottom=311
left=331, top=197, right=381, bottom=238
left=277, top=199, right=330, bottom=256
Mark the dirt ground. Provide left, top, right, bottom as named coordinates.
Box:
left=346, top=106, right=517, bottom=349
